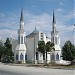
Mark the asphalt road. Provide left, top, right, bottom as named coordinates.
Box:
left=0, top=63, right=74, bottom=75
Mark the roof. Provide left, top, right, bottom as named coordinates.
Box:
left=26, top=33, right=37, bottom=38
left=26, top=27, right=39, bottom=38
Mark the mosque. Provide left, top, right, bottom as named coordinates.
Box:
left=12, top=9, right=62, bottom=64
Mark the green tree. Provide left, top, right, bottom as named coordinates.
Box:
left=38, top=41, right=45, bottom=53
left=0, top=45, right=5, bottom=61
left=62, top=41, right=75, bottom=61
left=38, top=41, right=54, bottom=64
left=45, top=41, right=54, bottom=64
left=38, top=41, right=46, bottom=63
left=2, top=38, right=14, bottom=63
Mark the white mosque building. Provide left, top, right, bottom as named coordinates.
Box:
left=12, top=9, right=62, bottom=64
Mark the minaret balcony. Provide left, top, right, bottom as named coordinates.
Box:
left=18, top=29, right=24, bottom=34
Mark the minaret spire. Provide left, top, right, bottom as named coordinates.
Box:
left=52, top=9, right=57, bottom=33
left=20, top=7, right=24, bottom=21
left=52, top=9, right=56, bottom=24
left=20, top=7, right=24, bottom=29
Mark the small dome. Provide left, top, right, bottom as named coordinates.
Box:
left=26, top=26, right=39, bottom=38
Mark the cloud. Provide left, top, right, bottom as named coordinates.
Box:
left=25, top=11, right=74, bottom=46
left=0, top=29, right=17, bottom=39
left=0, top=9, right=74, bottom=47
left=56, top=8, right=63, bottom=12
left=24, top=13, right=52, bottom=34
left=59, top=2, right=64, bottom=5
left=66, top=11, right=75, bottom=20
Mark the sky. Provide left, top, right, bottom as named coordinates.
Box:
left=0, top=0, right=74, bottom=47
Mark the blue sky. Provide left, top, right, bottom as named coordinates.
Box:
left=0, top=0, right=74, bottom=46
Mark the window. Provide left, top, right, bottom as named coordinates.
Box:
left=56, top=53, right=59, bottom=60
left=41, top=33, right=43, bottom=37
left=43, top=53, right=45, bottom=60
left=51, top=53, right=55, bottom=60
left=36, top=52, right=38, bottom=60
left=16, top=54, right=18, bottom=60
left=40, top=38, right=43, bottom=41
left=20, top=53, right=23, bottom=60
left=24, top=37, right=26, bottom=43
left=21, top=36, right=23, bottom=44
left=55, top=37, right=57, bottom=44
left=60, top=54, right=62, bottom=60
left=18, top=36, right=20, bottom=43
left=25, top=54, right=27, bottom=60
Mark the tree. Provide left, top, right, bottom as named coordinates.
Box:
left=38, top=41, right=46, bottom=62
left=62, top=41, right=75, bottom=61
left=0, top=45, right=5, bottom=61
left=45, top=41, right=54, bottom=64
left=38, top=41, right=54, bottom=64
left=38, top=41, right=45, bottom=53
left=2, top=38, right=14, bottom=63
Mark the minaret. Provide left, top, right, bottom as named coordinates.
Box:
left=20, top=8, right=24, bottom=30
left=15, top=8, right=27, bottom=64
left=51, top=10, right=60, bottom=45
left=18, top=8, right=25, bottom=44
left=51, top=10, right=61, bottom=63
left=52, top=9, right=56, bottom=34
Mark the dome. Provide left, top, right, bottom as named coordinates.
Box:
left=26, top=26, right=39, bottom=38
left=32, top=28, right=39, bottom=33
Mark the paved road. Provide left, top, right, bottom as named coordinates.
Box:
left=0, top=63, right=74, bottom=75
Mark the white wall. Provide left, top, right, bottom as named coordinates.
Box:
left=26, top=32, right=49, bottom=64
left=26, top=38, right=35, bottom=63
left=14, top=50, right=26, bottom=63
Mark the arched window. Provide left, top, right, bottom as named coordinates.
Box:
left=16, top=54, right=18, bottom=60
left=21, top=36, right=23, bottom=44
left=55, top=37, right=57, bottom=44
left=51, top=53, right=55, bottom=60
left=20, top=53, right=23, bottom=60
left=56, top=53, right=59, bottom=60
left=18, top=36, right=20, bottom=43
left=25, top=54, right=27, bottom=60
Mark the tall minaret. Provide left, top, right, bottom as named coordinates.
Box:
left=15, top=8, right=27, bottom=63
left=51, top=10, right=60, bottom=45
left=18, top=8, right=25, bottom=44
left=51, top=10, right=61, bottom=63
